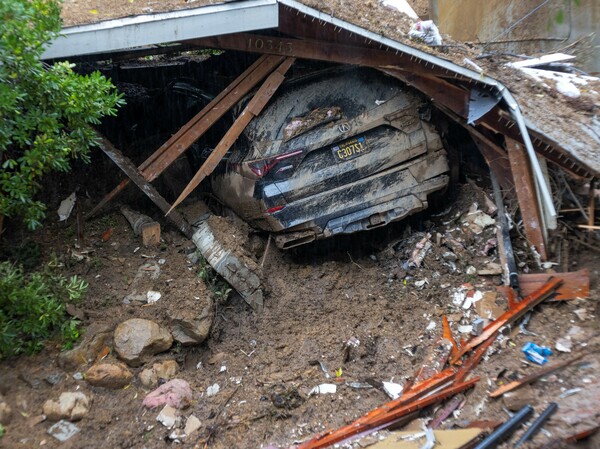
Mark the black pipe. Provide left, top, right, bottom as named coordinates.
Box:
left=490, top=170, right=520, bottom=292
left=514, top=402, right=558, bottom=447
left=472, top=404, right=533, bottom=449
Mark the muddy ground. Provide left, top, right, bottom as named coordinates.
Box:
left=0, top=171, right=598, bottom=449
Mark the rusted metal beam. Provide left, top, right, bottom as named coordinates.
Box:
left=87, top=54, right=284, bottom=218
left=95, top=134, right=193, bottom=238
left=168, top=57, right=296, bottom=213
left=451, top=278, right=562, bottom=363
left=186, top=33, right=461, bottom=79
left=507, top=137, right=548, bottom=260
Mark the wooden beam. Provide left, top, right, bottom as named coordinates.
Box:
left=95, top=134, right=193, bottom=238
left=168, top=57, right=296, bottom=213
left=467, top=127, right=513, bottom=192
left=87, top=54, right=285, bottom=218
left=507, top=137, right=548, bottom=260
left=496, top=269, right=589, bottom=301
left=186, top=33, right=462, bottom=79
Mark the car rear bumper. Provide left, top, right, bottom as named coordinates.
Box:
left=265, top=149, right=449, bottom=245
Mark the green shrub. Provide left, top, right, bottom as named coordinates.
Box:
left=0, top=260, right=87, bottom=358
left=0, top=0, right=124, bottom=229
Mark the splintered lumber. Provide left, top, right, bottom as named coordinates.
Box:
left=496, top=269, right=590, bottom=301
left=488, top=353, right=586, bottom=398
left=87, top=54, right=285, bottom=218
left=451, top=278, right=562, bottom=363
left=168, top=57, right=295, bottom=213
left=442, top=315, right=460, bottom=359
left=297, top=378, right=479, bottom=449
left=454, top=332, right=497, bottom=384
left=506, top=137, right=548, bottom=261
left=95, top=134, right=193, bottom=238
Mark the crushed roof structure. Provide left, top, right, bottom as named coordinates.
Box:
left=44, top=0, right=600, bottom=260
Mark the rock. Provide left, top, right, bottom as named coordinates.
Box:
left=478, top=262, right=503, bottom=276
left=139, top=360, right=179, bottom=388
left=503, top=385, right=536, bottom=412
left=206, top=383, right=220, bottom=397
left=47, top=419, right=80, bottom=442
left=114, top=318, right=173, bottom=366
left=85, top=362, right=133, bottom=389
left=58, top=324, right=113, bottom=370
left=168, top=299, right=213, bottom=346
left=142, top=379, right=193, bottom=409
left=43, top=392, right=91, bottom=421
left=0, top=398, right=12, bottom=425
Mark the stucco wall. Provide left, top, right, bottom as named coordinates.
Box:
left=430, top=0, right=599, bottom=73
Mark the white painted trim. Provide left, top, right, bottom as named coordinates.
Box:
left=42, top=0, right=278, bottom=60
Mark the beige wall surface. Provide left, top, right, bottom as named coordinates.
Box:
left=430, top=0, right=599, bottom=73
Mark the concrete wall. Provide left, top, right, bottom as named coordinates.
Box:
left=430, top=0, right=599, bottom=74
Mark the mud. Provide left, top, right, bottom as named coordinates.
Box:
left=0, top=179, right=598, bottom=449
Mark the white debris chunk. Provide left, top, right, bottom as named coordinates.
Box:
left=57, top=191, right=77, bottom=221
left=310, top=384, right=337, bottom=395
left=383, top=381, right=403, bottom=400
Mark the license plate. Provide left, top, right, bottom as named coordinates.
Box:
left=332, top=136, right=370, bottom=162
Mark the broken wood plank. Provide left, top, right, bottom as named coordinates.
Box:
left=141, top=222, right=161, bottom=247
left=507, top=137, right=548, bottom=261
left=87, top=54, right=284, bottom=218
left=468, top=127, right=514, bottom=192
left=187, top=33, right=462, bottom=80
left=489, top=353, right=586, bottom=398
left=168, top=57, right=295, bottom=213
left=496, top=269, right=589, bottom=301
left=297, top=378, right=479, bottom=449
left=95, top=134, right=193, bottom=238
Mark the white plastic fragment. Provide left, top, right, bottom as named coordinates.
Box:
left=421, top=425, right=436, bottom=449
left=458, top=325, right=473, bottom=334
left=146, top=291, right=161, bottom=303
left=206, top=383, right=220, bottom=397
left=310, top=384, right=337, bottom=395
left=555, top=337, right=572, bottom=353
left=426, top=320, right=436, bottom=331
left=57, top=191, right=77, bottom=221
left=408, top=20, right=442, bottom=46
left=382, top=381, right=403, bottom=400
left=157, top=405, right=177, bottom=428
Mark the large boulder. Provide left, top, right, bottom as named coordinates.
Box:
left=113, top=319, right=173, bottom=367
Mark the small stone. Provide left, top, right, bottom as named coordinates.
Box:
left=45, top=373, right=64, bottom=386
left=442, top=251, right=457, bottom=261
left=466, top=266, right=477, bottom=275
left=47, top=419, right=80, bottom=442
left=478, top=262, right=503, bottom=276
left=0, top=399, right=12, bottom=425
left=156, top=405, right=177, bottom=428
left=58, top=324, right=113, bottom=370
left=113, top=318, right=173, bottom=367
left=43, top=392, right=91, bottom=421
left=184, top=415, right=201, bottom=436
left=139, top=360, right=179, bottom=388
left=503, top=385, right=536, bottom=412
left=168, top=300, right=213, bottom=346
left=143, top=379, right=193, bottom=410
left=85, top=362, right=133, bottom=389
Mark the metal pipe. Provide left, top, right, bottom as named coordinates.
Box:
left=472, top=405, right=533, bottom=449
left=514, top=402, right=558, bottom=447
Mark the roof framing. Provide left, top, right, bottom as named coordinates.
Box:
left=41, top=0, right=278, bottom=60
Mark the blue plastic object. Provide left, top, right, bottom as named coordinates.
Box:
left=522, top=342, right=552, bottom=365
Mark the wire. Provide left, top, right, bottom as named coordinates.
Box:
left=481, top=0, right=552, bottom=51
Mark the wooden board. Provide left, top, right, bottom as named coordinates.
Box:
left=496, top=269, right=590, bottom=301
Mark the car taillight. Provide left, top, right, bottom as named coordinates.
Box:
left=265, top=205, right=285, bottom=214
left=248, top=150, right=303, bottom=178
